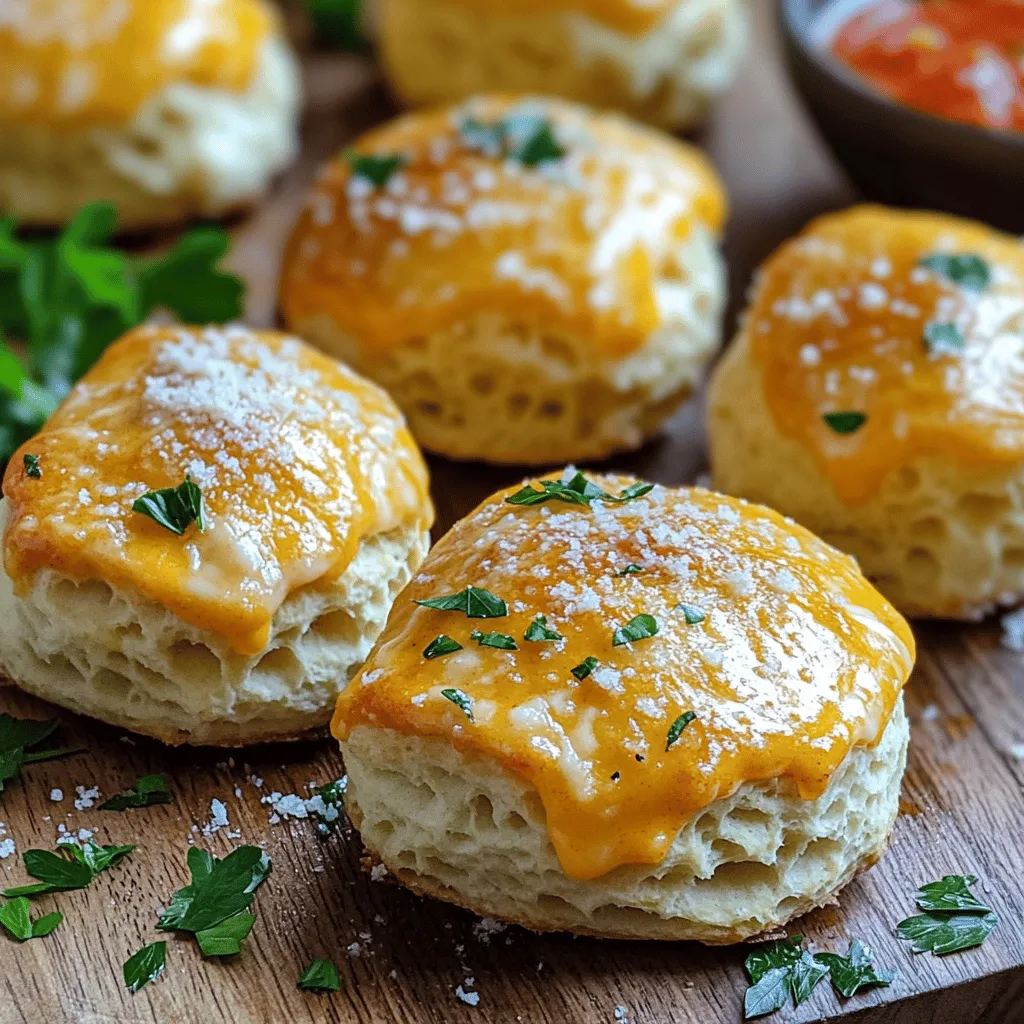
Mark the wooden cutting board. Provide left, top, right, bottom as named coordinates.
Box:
left=2, top=3, right=1023, bottom=1021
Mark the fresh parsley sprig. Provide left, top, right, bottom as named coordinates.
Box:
left=460, top=110, right=566, bottom=166
left=424, top=634, right=463, bottom=659
left=571, top=657, right=598, bottom=681
left=919, top=253, right=990, bottom=292
left=822, top=411, right=867, bottom=435
left=123, top=940, right=167, bottom=994
left=0, top=897, right=62, bottom=941
left=441, top=688, right=474, bottom=722
left=343, top=150, right=407, bottom=188
left=665, top=712, right=697, bottom=750
left=99, top=774, right=171, bottom=811
left=0, top=713, right=80, bottom=793
left=0, top=203, right=243, bottom=463
left=471, top=630, right=518, bottom=651
left=506, top=472, right=653, bottom=510
left=814, top=939, right=897, bottom=997
left=524, top=615, right=561, bottom=642
left=3, top=841, right=135, bottom=897
left=612, top=613, right=658, bottom=647
left=923, top=321, right=964, bottom=355
left=676, top=603, right=706, bottom=625
left=896, top=874, right=999, bottom=955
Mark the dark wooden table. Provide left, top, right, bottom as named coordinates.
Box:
left=2, top=2, right=1023, bottom=1021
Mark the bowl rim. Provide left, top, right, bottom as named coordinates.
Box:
left=777, top=0, right=1024, bottom=157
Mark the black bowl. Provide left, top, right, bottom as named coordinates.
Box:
left=778, top=0, right=1024, bottom=231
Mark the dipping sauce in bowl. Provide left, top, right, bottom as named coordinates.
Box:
left=828, top=0, right=1024, bottom=135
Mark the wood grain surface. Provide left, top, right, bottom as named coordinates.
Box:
left=2, top=3, right=1024, bottom=1022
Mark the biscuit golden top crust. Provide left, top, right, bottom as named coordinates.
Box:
left=3, top=325, right=432, bottom=655
left=0, top=0, right=275, bottom=126
left=280, top=95, right=725, bottom=360
left=436, top=0, right=676, bottom=34
left=745, top=205, right=1024, bottom=504
left=332, top=474, right=914, bottom=880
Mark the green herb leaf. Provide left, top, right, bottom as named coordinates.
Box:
left=815, top=939, right=897, bottom=997
left=744, top=968, right=790, bottom=1019
left=298, top=957, right=342, bottom=993
left=524, top=614, right=561, bottom=642
left=196, top=912, right=257, bottom=957
left=343, top=150, right=407, bottom=187
left=666, top=712, right=697, bottom=750
left=138, top=228, right=244, bottom=325
left=132, top=475, right=205, bottom=536
left=22, top=453, right=40, bottom=478
left=745, top=936, right=806, bottom=984
left=460, top=110, right=566, bottom=166
left=616, top=564, right=644, bottom=577
left=896, top=911, right=998, bottom=955
left=0, top=897, right=31, bottom=940
left=99, top=774, right=171, bottom=811
left=571, top=657, right=599, bottom=681
left=913, top=875, right=991, bottom=914
left=923, top=321, right=964, bottom=355
left=788, top=951, right=831, bottom=1005
left=506, top=472, right=653, bottom=509
left=423, top=634, right=463, bottom=659
left=123, top=941, right=167, bottom=994
left=441, top=688, right=474, bottom=722
left=30, top=910, right=63, bottom=938
left=822, top=411, right=867, bottom=435
left=3, top=841, right=134, bottom=897
left=415, top=586, right=508, bottom=618
left=676, top=603, right=705, bottom=625
left=612, top=613, right=658, bottom=647
left=0, top=713, right=78, bottom=792
left=306, top=0, right=365, bottom=50
left=311, top=777, right=347, bottom=837
left=158, top=846, right=271, bottom=934
left=919, top=253, right=991, bottom=292
left=470, top=630, right=518, bottom=651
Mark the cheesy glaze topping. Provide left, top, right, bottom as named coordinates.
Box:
left=280, top=95, right=725, bottom=360
left=332, top=474, right=914, bottom=881
left=441, top=0, right=676, bottom=34
left=748, top=206, right=1024, bottom=505
left=0, top=0, right=274, bottom=126
left=2, top=325, right=432, bottom=655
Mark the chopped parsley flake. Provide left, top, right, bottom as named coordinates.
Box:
left=441, top=688, right=474, bottom=721
left=896, top=874, right=998, bottom=955
left=123, top=941, right=167, bottom=994
left=3, top=841, right=134, bottom=897
left=132, top=475, right=205, bottom=536
left=524, top=614, right=561, bottom=642
left=0, top=713, right=79, bottom=793
left=196, top=913, right=257, bottom=958
left=460, top=110, right=566, bottom=166
left=298, top=958, right=342, bottom=993
left=814, top=939, right=897, bottom=998
left=676, top=603, right=706, bottom=625
left=616, top=564, right=644, bottom=577
left=923, top=321, right=964, bottom=355
left=423, top=634, right=463, bottom=659
left=99, top=773, right=170, bottom=811
left=470, top=630, right=518, bottom=651
left=919, top=252, right=990, bottom=292
left=822, top=411, right=867, bottom=435
left=612, top=613, right=658, bottom=647
left=744, top=937, right=826, bottom=1018
left=571, top=657, right=599, bottom=681
left=506, top=471, right=653, bottom=509
left=343, top=149, right=406, bottom=187
left=415, top=586, right=508, bottom=618
left=22, top=453, right=40, bottom=478
left=666, top=712, right=697, bottom=750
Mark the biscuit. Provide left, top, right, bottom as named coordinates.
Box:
left=280, top=96, right=727, bottom=464
left=0, top=0, right=301, bottom=228
left=0, top=325, right=433, bottom=745
left=378, top=0, right=748, bottom=131
left=332, top=472, right=914, bottom=941
left=709, top=205, right=1024, bottom=619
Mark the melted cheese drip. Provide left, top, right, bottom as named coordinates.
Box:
left=280, top=95, right=725, bottom=360
left=0, top=0, right=273, bottom=125
left=748, top=205, right=1024, bottom=504
left=2, top=325, right=432, bottom=655
left=332, top=476, right=914, bottom=881
left=442, top=0, right=675, bottom=34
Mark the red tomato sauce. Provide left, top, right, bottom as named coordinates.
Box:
left=831, top=0, right=1024, bottom=134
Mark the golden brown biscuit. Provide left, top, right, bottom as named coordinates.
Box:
left=709, top=205, right=1024, bottom=619
left=0, top=324, right=433, bottom=745
left=0, top=0, right=301, bottom=228
left=333, top=472, right=914, bottom=942
left=280, top=95, right=727, bottom=464
left=379, top=0, right=748, bottom=131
